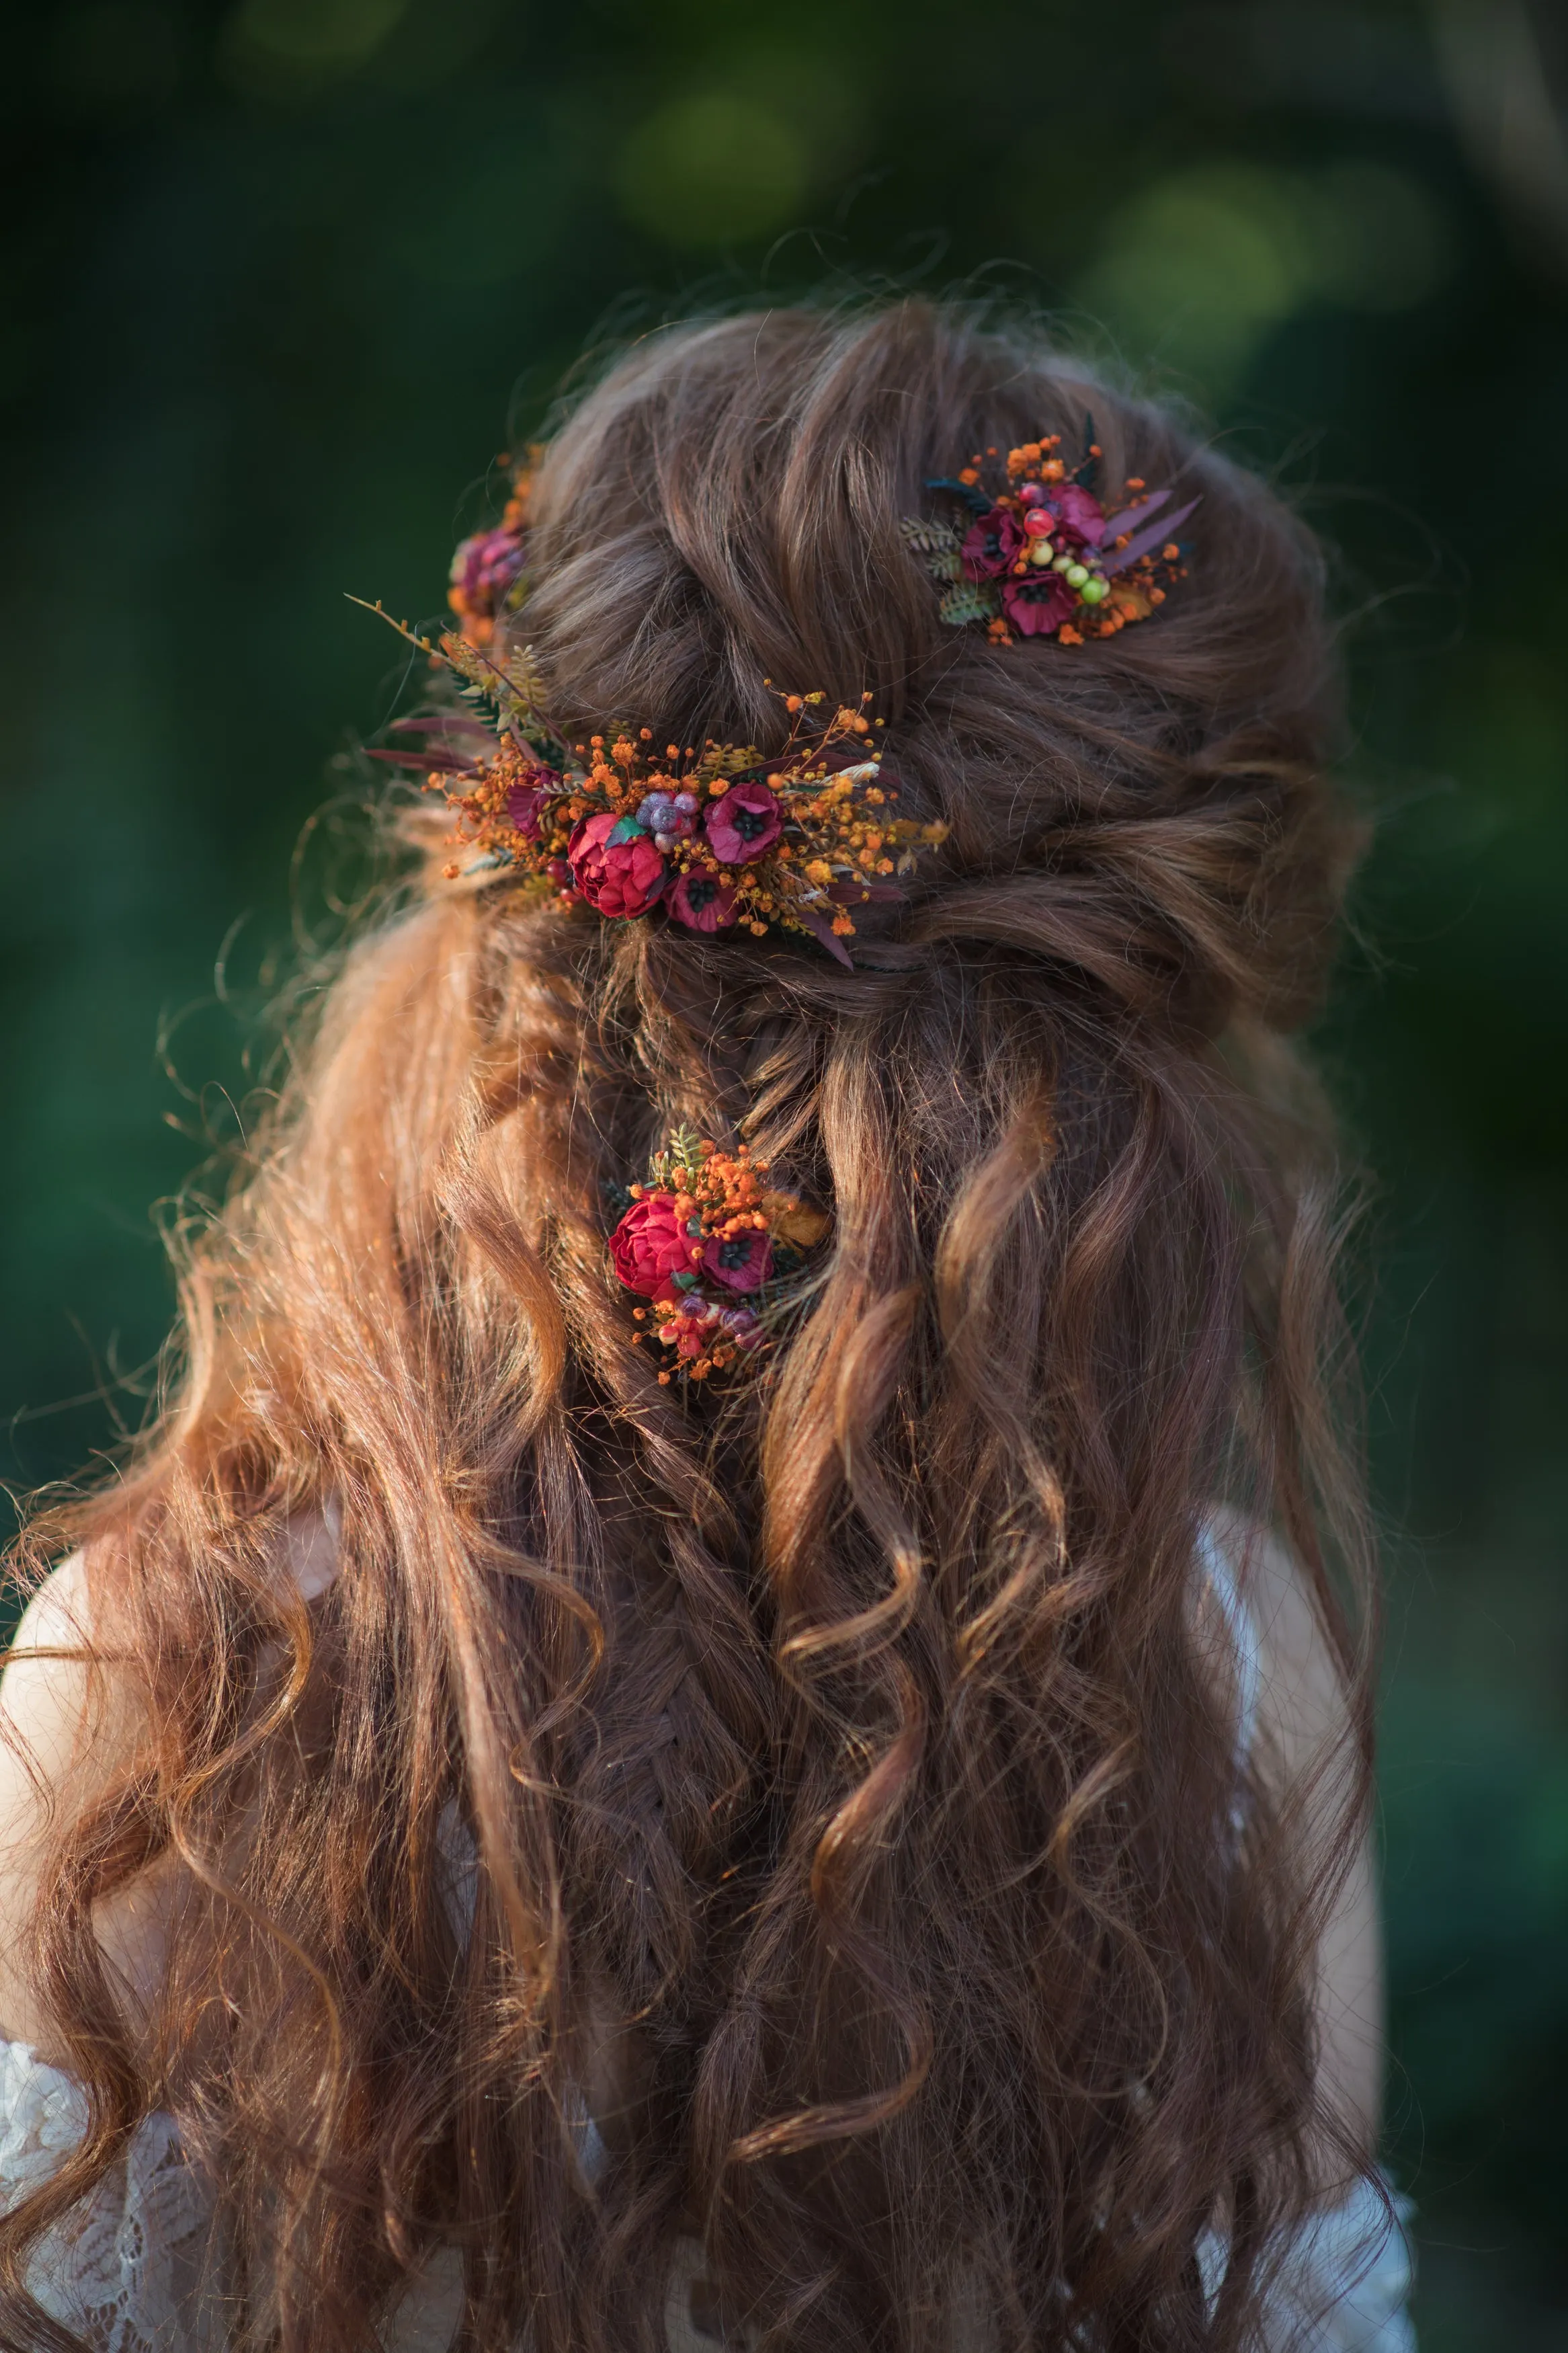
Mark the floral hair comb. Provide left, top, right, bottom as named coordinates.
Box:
left=607, top=1127, right=829, bottom=1382
left=903, top=428, right=1197, bottom=647
left=446, top=446, right=540, bottom=647
left=356, top=605, right=948, bottom=969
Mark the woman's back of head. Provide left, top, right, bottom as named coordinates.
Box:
left=3, top=299, right=1372, bottom=2353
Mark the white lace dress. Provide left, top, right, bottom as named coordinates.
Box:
left=0, top=2038, right=216, bottom=2352
left=0, top=2032, right=1414, bottom=2352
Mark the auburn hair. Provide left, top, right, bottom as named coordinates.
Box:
left=3, top=301, right=1374, bottom=2351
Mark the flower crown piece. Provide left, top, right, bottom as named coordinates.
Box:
left=902, top=426, right=1198, bottom=647
left=608, top=1128, right=830, bottom=1382
left=446, top=446, right=542, bottom=647
left=357, top=607, right=948, bottom=969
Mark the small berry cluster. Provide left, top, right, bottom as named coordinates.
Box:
left=903, top=428, right=1196, bottom=647
left=608, top=1129, right=830, bottom=1382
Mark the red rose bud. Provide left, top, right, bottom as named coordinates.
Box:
left=960, top=505, right=1024, bottom=580
left=675, top=1310, right=723, bottom=1361
left=702, top=1224, right=773, bottom=1293
left=609, top=1194, right=698, bottom=1300
left=567, top=810, right=668, bottom=917
left=704, top=781, right=783, bottom=865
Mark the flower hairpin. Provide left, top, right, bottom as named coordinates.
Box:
left=355, top=604, right=948, bottom=968
left=606, top=1128, right=830, bottom=1382
left=446, top=446, right=541, bottom=648
left=903, top=427, right=1197, bottom=647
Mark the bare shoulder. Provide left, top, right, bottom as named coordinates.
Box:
left=0, top=1515, right=340, bottom=2057
left=0, top=1551, right=140, bottom=1831
left=0, top=1552, right=138, bottom=2047
left=1202, top=1505, right=1360, bottom=1781
left=1203, top=1508, right=1383, bottom=2161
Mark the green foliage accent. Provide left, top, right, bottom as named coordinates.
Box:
left=441, top=633, right=545, bottom=736
left=938, top=581, right=1001, bottom=627
left=649, top=1123, right=707, bottom=1191
left=454, top=675, right=504, bottom=727
left=899, top=514, right=961, bottom=558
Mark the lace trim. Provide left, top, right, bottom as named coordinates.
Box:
left=0, top=2036, right=1415, bottom=2352
left=0, top=2039, right=216, bottom=2353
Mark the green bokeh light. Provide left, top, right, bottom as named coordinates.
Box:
left=617, top=90, right=810, bottom=249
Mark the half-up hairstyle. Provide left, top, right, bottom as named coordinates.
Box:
left=3, top=300, right=1373, bottom=2352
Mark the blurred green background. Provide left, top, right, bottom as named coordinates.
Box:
left=3, top=1, right=1566, bottom=2342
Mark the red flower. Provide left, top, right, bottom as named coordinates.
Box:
left=673, top=1308, right=723, bottom=1360
left=567, top=811, right=668, bottom=918
left=704, top=781, right=783, bottom=865
left=609, top=1195, right=702, bottom=1300
left=1048, top=485, right=1108, bottom=547
left=669, top=869, right=739, bottom=930
left=960, top=505, right=1024, bottom=580
left=702, top=1224, right=773, bottom=1292
left=1001, top=573, right=1077, bottom=637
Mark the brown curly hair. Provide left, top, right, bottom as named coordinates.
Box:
left=3, top=301, right=1374, bottom=2352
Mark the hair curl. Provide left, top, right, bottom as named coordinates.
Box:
left=3, top=301, right=1374, bottom=2352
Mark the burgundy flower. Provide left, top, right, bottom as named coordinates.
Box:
left=567, top=811, right=668, bottom=918
left=705, top=781, right=782, bottom=865
left=1001, top=573, right=1077, bottom=637
left=506, top=764, right=558, bottom=840
left=960, top=505, right=1024, bottom=580
left=668, top=869, right=739, bottom=930
left=702, top=1223, right=773, bottom=1293
left=609, top=1194, right=704, bottom=1300
left=1048, top=485, right=1108, bottom=548
left=448, top=524, right=527, bottom=643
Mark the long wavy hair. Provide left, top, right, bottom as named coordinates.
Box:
left=3, top=301, right=1374, bottom=2352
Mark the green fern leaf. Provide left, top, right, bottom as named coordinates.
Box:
left=938, top=582, right=1002, bottom=628
left=900, top=516, right=961, bottom=558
